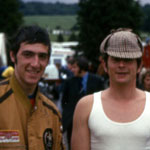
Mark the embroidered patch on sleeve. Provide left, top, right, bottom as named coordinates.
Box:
left=0, top=130, right=20, bottom=143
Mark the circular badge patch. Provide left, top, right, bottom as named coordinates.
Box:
left=43, top=128, right=53, bottom=150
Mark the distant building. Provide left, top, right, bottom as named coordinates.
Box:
left=52, top=29, right=64, bottom=35
left=52, top=29, right=72, bottom=35
left=50, top=41, right=78, bottom=66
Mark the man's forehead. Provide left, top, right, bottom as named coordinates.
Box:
left=19, top=42, right=49, bottom=52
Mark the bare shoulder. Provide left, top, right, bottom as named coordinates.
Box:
left=74, top=94, right=94, bottom=120
left=78, top=94, right=93, bottom=104
left=72, top=95, right=93, bottom=150
left=76, top=94, right=94, bottom=110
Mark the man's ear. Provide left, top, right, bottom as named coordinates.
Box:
left=10, top=51, right=15, bottom=63
left=102, top=61, right=108, bottom=73
left=137, top=61, right=143, bottom=74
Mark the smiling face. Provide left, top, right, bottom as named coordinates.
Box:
left=104, top=56, right=140, bottom=85
left=10, top=42, right=49, bottom=89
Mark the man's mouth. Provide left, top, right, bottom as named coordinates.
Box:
left=27, top=70, right=40, bottom=75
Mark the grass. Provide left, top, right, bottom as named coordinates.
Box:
left=23, top=15, right=77, bottom=41
left=23, top=15, right=77, bottom=30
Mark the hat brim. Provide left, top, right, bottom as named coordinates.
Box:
left=107, top=51, right=142, bottom=59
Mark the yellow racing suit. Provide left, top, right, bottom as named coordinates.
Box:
left=0, top=74, right=64, bottom=150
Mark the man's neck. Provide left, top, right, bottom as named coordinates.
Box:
left=108, top=82, right=138, bottom=101
left=14, top=71, right=37, bottom=95
left=24, top=85, right=37, bottom=96
left=17, top=78, right=37, bottom=96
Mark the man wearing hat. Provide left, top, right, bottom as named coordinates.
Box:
left=71, top=28, right=150, bottom=150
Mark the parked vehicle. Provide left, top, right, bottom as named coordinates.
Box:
left=50, top=41, right=77, bottom=66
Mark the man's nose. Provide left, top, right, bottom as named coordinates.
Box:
left=31, top=55, right=40, bottom=66
left=118, top=60, right=125, bottom=67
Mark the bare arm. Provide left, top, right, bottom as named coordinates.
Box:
left=71, top=95, right=93, bottom=150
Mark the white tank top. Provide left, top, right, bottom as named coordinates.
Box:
left=88, top=91, right=150, bottom=150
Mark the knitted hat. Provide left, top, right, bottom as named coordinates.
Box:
left=100, top=28, right=143, bottom=59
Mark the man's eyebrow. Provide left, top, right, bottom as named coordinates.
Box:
left=22, top=50, right=33, bottom=53
left=22, top=50, right=48, bottom=54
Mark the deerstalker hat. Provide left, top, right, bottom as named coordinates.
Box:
left=100, top=28, right=143, bottom=59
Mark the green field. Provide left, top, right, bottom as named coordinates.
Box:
left=23, top=15, right=77, bottom=41
left=23, top=15, right=77, bottom=30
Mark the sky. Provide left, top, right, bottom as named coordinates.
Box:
left=22, top=0, right=150, bottom=5
left=139, top=0, right=150, bottom=5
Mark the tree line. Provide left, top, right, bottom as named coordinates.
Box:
left=20, top=1, right=79, bottom=15
left=141, top=4, right=150, bottom=33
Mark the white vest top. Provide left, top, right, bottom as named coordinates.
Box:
left=88, top=91, right=150, bottom=150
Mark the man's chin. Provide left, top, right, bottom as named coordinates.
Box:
left=26, top=79, right=39, bottom=86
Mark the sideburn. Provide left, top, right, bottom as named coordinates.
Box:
left=14, top=56, right=17, bottom=64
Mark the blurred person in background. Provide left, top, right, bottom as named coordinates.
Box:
left=96, top=55, right=109, bottom=88
left=59, top=56, right=75, bottom=80
left=62, top=56, right=105, bottom=149
left=39, top=64, right=60, bottom=103
left=139, top=67, right=150, bottom=92
left=1, top=66, right=14, bottom=78
left=58, top=56, right=75, bottom=100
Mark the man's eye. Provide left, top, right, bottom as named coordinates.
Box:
left=111, top=57, right=120, bottom=62
left=112, top=57, right=133, bottom=63
left=39, top=53, right=48, bottom=60
left=125, top=59, right=133, bottom=62
left=22, top=51, right=34, bottom=58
